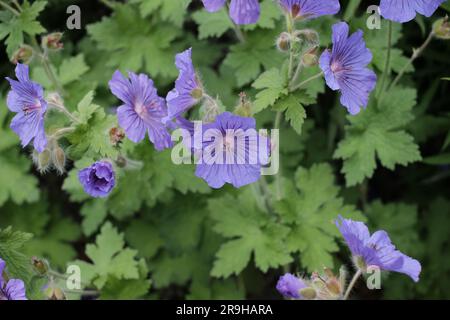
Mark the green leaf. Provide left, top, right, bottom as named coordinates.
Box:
left=131, top=0, right=192, bottom=26
left=87, top=4, right=180, bottom=78
left=252, top=68, right=287, bottom=114
left=209, top=188, right=292, bottom=278
left=274, top=164, right=364, bottom=271
left=0, top=148, right=39, bottom=206
left=334, top=87, right=422, bottom=186
left=0, top=227, right=35, bottom=295
left=67, top=106, right=118, bottom=160
left=224, top=29, right=284, bottom=86
left=58, top=54, right=89, bottom=86
left=72, top=222, right=140, bottom=289
left=192, top=9, right=233, bottom=39
left=0, top=1, right=47, bottom=55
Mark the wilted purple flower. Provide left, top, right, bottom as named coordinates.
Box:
left=202, top=0, right=260, bottom=25
left=195, top=112, right=269, bottom=189
left=319, top=22, right=377, bottom=115
left=5, top=63, right=47, bottom=153
left=166, top=48, right=203, bottom=121
left=336, top=216, right=421, bottom=282
left=109, top=71, right=172, bottom=151
left=279, top=0, right=341, bottom=20
left=78, top=161, right=116, bottom=198
left=0, top=258, right=27, bottom=300
left=380, top=0, right=446, bottom=23
left=276, top=273, right=307, bottom=299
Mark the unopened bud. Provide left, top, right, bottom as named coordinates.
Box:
left=115, top=155, right=127, bottom=168
left=433, top=16, right=450, bottom=40
left=45, top=286, right=66, bottom=300
left=52, top=146, right=66, bottom=175
left=234, top=92, right=252, bottom=117
left=326, top=278, right=342, bottom=296
left=11, top=45, right=34, bottom=64
left=294, top=29, right=320, bottom=47
left=302, top=47, right=319, bottom=66
left=299, top=287, right=317, bottom=300
left=31, top=257, right=49, bottom=276
left=276, top=32, right=291, bottom=52
left=42, top=32, right=64, bottom=51
left=36, top=149, right=52, bottom=174
left=110, top=127, right=125, bottom=146
left=191, top=88, right=204, bottom=100
left=47, top=92, right=64, bottom=107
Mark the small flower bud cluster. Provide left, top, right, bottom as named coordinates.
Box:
left=433, top=16, right=450, bottom=40
left=41, top=32, right=64, bottom=51
left=11, top=45, right=34, bottom=64
left=32, top=140, right=67, bottom=175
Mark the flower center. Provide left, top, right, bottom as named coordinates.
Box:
left=223, top=135, right=235, bottom=153
left=331, top=61, right=342, bottom=73
left=134, top=102, right=146, bottom=117
left=23, top=99, right=41, bottom=114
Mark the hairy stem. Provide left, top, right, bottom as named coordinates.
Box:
left=30, top=37, right=65, bottom=96
left=343, top=269, right=362, bottom=300
left=274, top=111, right=283, bottom=200
left=50, top=127, right=76, bottom=139
left=290, top=71, right=324, bottom=92
left=377, top=20, right=392, bottom=99
left=49, top=102, right=81, bottom=124
left=388, top=31, right=435, bottom=91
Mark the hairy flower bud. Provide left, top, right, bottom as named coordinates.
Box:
left=31, top=257, right=49, bottom=276
left=276, top=32, right=291, bottom=52
left=45, top=286, right=66, bottom=300
left=433, top=16, right=450, bottom=40
left=110, top=127, right=125, bottom=146
left=34, top=149, right=52, bottom=174
left=234, top=92, right=252, bottom=117
left=11, top=45, right=34, bottom=64
left=299, top=287, right=317, bottom=300
left=52, top=146, right=66, bottom=175
left=302, top=47, right=319, bottom=67
left=294, top=29, right=320, bottom=47
left=42, top=32, right=64, bottom=51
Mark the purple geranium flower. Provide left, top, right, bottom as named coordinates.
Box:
left=166, top=48, right=203, bottom=121
left=319, top=22, right=377, bottom=115
left=276, top=273, right=307, bottom=299
left=279, top=0, right=341, bottom=20
left=380, top=0, right=446, bottom=23
left=78, top=161, right=116, bottom=198
left=5, top=63, right=47, bottom=153
left=336, top=216, right=421, bottom=282
left=109, top=71, right=172, bottom=151
left=0, top=258, right=27, bottom=300
left=195, top=112, right=270, bottom=189
left=202, top=0, right=260, bottom=25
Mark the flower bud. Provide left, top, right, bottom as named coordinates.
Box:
left=115, top=155, right=127, bottom=168
left=42, top=32, right=64, bottom=51
left=47, top=92, right=64, bottom=107
left=11, top=45, right=34, bottom=64
left=276, top=32, right=291, bottom=52
left=433, top=16, right=450, bottom=40
left=45, top=286, right=66, bottom=300
left=110, top=127, right=125, bottom=146
left=299, top=287, right=317, bottom=300
left=31, top=257, right=49, bottom=276
left=52, top=146, right=66, bottom=175
left=36, top=149, right=52, bottom=174
left=326, top=278, right=342, bottom=296
left=302, top=47, right=319, bottom=67
left=191, top=88, right=204, bottom=100
left=234, top=92, right=252, bottom=117
left=294, top=29, right=320, bottom=47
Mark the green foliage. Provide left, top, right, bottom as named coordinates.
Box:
left=0, top=0, right=449, bottom=301
left=0, top=0, right=47, bottom=56
left=334, top=87, right=422, bottom=186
